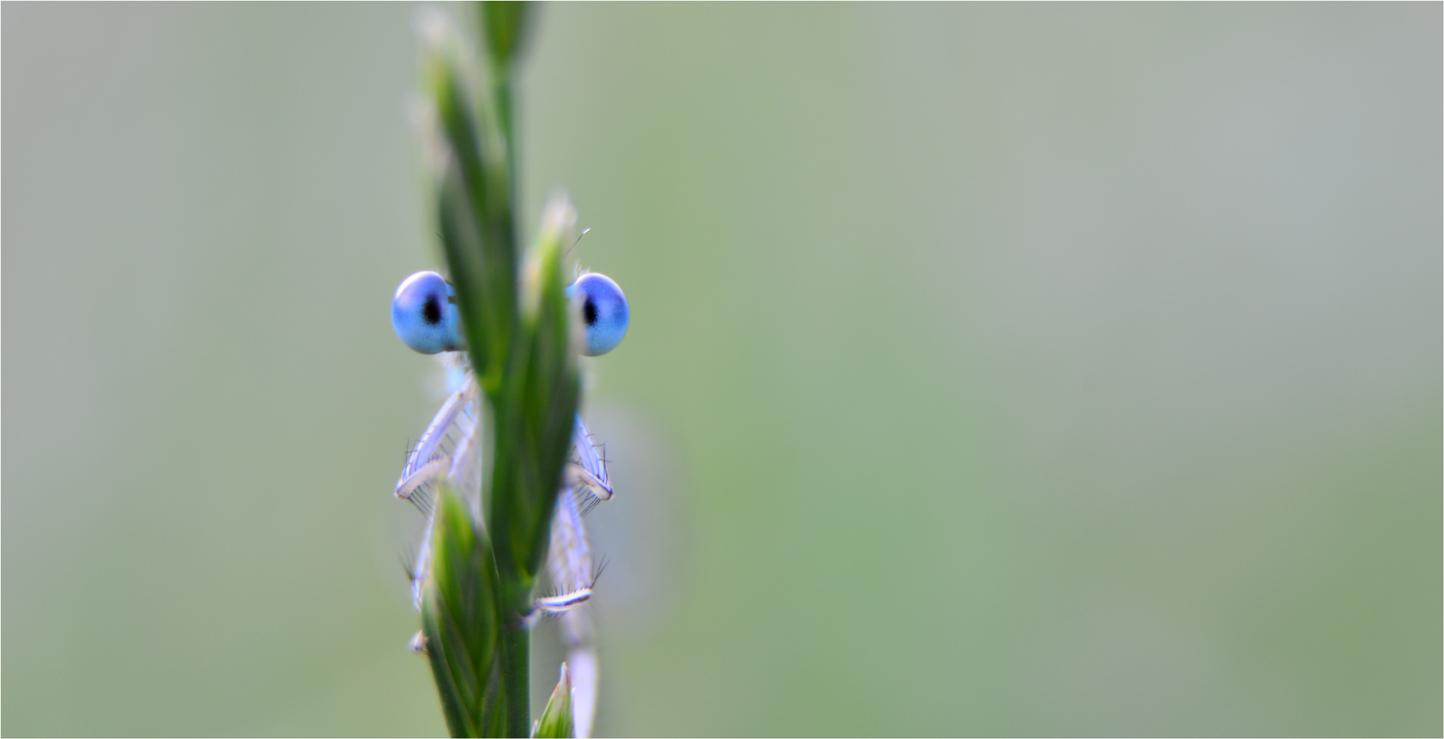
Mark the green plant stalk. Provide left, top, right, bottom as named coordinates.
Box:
left=494, top=104, right=527, bottom=739
left=420, top=5, right=579, bottom=736
left=483, top=7, right=527, bottom=732
left=489, top=195, right=580, bottom=737
left=500, top=616, right=530, bottom=738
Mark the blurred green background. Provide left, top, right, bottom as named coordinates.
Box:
left=4, top=3, right=1439, bottom=736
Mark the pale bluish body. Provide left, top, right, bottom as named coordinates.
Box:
left=392, top=371, right=613, bottom=611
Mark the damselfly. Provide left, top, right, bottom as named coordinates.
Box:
left=390, top=267, right=627, bottom=737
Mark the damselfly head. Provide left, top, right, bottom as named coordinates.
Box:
left=393, top=269, right=629, bottom=358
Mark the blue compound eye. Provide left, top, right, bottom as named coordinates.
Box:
left=391, top=271, right=463, bottom=354
left=568, top=272, right=629, bottom=356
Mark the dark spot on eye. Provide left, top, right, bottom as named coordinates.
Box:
left=583, top=298, right=598, bottom=325
left=423, top=295, right=442, bottom=325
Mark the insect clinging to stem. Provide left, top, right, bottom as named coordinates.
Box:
left=389, top=260, right=628, bottom=738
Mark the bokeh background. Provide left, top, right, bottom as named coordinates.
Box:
left=4, top=3, right=1440, bottom=736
